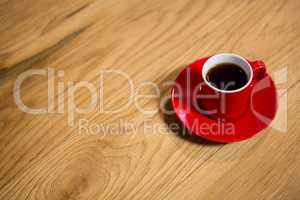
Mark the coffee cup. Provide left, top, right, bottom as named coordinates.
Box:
left=198, top=53, right=266, bottom=121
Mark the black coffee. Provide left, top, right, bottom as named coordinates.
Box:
left=206, top=63, right=248, bottom=91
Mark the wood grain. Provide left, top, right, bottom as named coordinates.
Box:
left=0, top=0, right=300, bottom=199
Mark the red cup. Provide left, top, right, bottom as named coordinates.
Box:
left=198, top=53, right=266, bottom=121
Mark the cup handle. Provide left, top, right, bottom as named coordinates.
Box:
left=251, top=60, right=266, bottom=80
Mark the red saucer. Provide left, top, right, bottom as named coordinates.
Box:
left=171, top=58, right=278, bottom=143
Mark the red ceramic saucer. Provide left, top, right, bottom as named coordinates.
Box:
left=171, top=58, right=278, bottom=143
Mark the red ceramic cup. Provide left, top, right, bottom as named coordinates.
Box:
left=198, top=53, right=266, bottom=121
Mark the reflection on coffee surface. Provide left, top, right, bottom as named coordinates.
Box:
left=206, top=63, right=248, bottom=91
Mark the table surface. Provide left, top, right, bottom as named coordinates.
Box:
left=0, top=0, right=299, bottom=199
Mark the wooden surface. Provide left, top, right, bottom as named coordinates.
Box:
left=0, top=0, right=300, bottom=199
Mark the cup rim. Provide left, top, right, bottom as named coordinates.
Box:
left=202, top=53, right=253, bottom=94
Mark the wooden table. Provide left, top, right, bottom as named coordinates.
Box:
left=0, top=0, right=299, bottom=199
